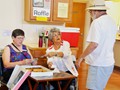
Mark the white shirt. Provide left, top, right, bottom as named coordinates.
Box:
left=46, top=40, right=78, bottom=76
left=46, top=41, right=71, bottom=71
left=85, top=15, right=118, bottom=66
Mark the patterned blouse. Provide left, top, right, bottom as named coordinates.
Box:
left=3, top=44, right=31, bottom=71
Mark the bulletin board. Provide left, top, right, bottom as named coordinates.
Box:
left=52, top=0, right=73, bottom=22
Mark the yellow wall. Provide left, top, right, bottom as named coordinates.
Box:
left=111, top=0, right=120, bottom=2
left=106, top=1, right=120, bottom=26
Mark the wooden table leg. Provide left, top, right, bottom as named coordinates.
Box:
left=57, top=81, right=61, bottom=90
left=28, top=79, right=47, bottom=90
left=33, top=82, right=39, bottom=90
left=42, top=82, right=47, bottom=90
left=27, top=79, right=32, bottom=90
left=27, top=78, right=39, bottom=90
left=63, top=79, right=72, bottom=90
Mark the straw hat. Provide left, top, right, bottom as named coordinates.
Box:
left=87, top=0, right=109, bottom=10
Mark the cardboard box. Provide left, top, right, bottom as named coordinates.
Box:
left=21, top=65, right=53, bottom=77
left=7, top=65, right=31, bottom=90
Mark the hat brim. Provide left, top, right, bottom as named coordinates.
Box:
left=86, top=6, right=109, bottom=10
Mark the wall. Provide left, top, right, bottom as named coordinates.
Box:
left=106, top=1, right=120, bottom=26
left=107, top=2, right=120, bottom=67
left=0, top=0, right=65, bottom=50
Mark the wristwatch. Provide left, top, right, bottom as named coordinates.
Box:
left=55, top=52, right=57, bottom=56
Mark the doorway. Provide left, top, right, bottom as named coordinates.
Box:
left=65, top=2, right=86, bottom=58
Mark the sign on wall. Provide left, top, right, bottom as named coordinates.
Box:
left=33, top=0, right=51, bottom=17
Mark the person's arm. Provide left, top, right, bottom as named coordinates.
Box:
left=62, top=41, right=72, bottom=58
left=46, top=51, right=63, bottom=58
left=55, top=52, right=63, bottom=57
left=26, top=46, right=37, bottom=65
left=75, top=42, right=98, bottom=68
left=47, top=52, right=57, bottom=57
left=51, top=41, right=71, bottom=58
left=26, top=47, right=33, bottom=60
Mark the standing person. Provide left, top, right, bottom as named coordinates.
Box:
left=75, top=0, right=118, bottom=90
left=46, top=27, right=78, bottom=90
left=2, top=29, right=37, bottom=90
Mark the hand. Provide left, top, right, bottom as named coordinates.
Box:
left=31, top=58, right=38, bottom=65
left=57, top=52, right=64, bottom=57
left=48, top=62, right=53, bottom=69
left=75, top=58, right=83, bottom=69
left=40, top=54, right=47, bottom=58
left=25, top=59, right=33, bottom=65
left=47, top=52, right=56, bottom=57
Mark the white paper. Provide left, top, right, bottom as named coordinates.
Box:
left=51, top=65, right=60, bottom=73
left=53, top=68, right=60, bottom=73
left=31, top=71, right=53, bottom=77
left=63, top=56, right=78, bottom=77
left=58, top=3, right=68, bottom=18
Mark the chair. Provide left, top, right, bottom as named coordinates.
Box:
left=0, top=57, right=8, bottom=89
left=71, top=55, right=78, bottom=90
left=70, top=77, right=78, bottom=90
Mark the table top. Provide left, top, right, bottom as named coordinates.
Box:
left=29, top=71, right=76, bottom=82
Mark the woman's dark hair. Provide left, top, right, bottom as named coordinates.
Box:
left=12, top=29, right=25, bottom=38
